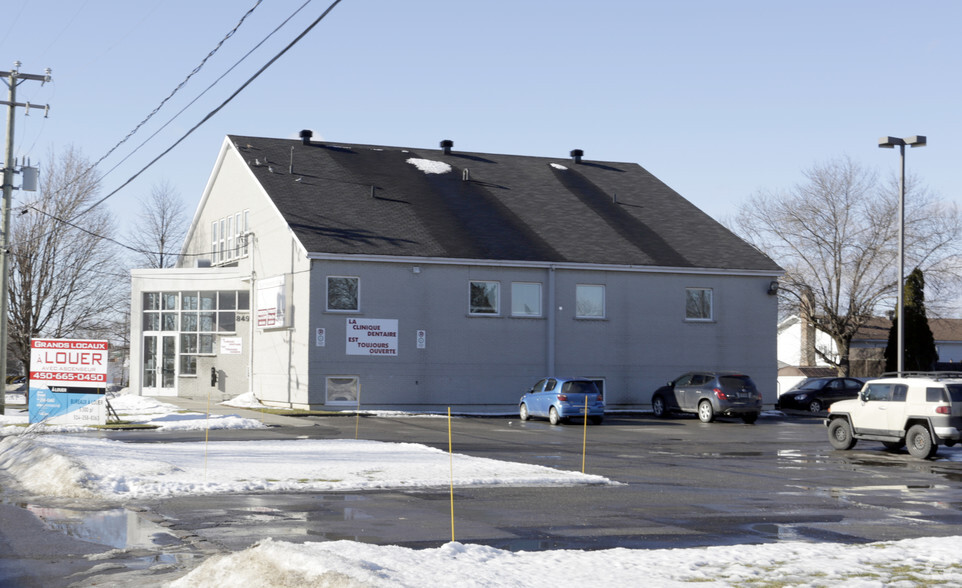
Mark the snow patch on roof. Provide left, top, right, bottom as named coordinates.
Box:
left=550, top=163, right=568, bottom=170
left=407, top=158, right=452, bottom=175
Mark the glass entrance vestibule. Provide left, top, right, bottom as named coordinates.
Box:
left=141, top=290, right=250, bottom=396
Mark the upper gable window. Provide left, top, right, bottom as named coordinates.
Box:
left=685, top=287, right=713, bottom=321
left=327, top=276, right=359, bottom=312
left=576, top=284, right=605, bottom=318
left=469, top=281, right=499, bottom=315
left=211, top=209, right=251, bottom=265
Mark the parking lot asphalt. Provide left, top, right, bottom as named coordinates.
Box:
left=140, top=411, right=962, bottom=552
left=6, top=410, right=962, bottom=586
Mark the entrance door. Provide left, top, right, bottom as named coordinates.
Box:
left=143, top=334, right=177, bottom=396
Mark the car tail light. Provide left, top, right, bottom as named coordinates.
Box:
left=713, top=388, right=727, bottom=400
left=557, top=394, right=568, bottom=401
left=936, top=406, right=950, bottom=415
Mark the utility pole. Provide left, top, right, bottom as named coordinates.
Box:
left=0, top=62, right=51, bottom=415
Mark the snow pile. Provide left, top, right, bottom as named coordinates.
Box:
left=220, top=391, right=268, bottom=408
left=0, top=392, right=266, bottom=433
left=172, top=535, right=962, bottom=588
left=406, top=158, right=452, bottom=175
left=0, top=434, right=610, bottom=499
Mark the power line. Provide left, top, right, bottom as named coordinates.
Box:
left=87, top=0, right=264, bottom=175
left=76, top=0, right=345, bottom=217
left=93, top=0, right=315, bottom=187
left=10, top=0, right=336, bottom=262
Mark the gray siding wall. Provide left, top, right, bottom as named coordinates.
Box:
left=305, top=260, right=778, bottom=411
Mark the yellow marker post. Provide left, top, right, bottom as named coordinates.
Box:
left=448, top=407, right=455, bottom=542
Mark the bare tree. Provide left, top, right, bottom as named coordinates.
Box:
left=8, top=145, right=123, bottom=374
left=733, top=156, right=962, bottom=376
left=127, top=180, right=189, bottom=268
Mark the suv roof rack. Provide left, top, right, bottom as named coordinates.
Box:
left=879, top=371, right=962, bottom=380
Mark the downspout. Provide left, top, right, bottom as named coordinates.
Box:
left=248, top=232, right=255, bottom=399
left=547, top=266, right=556, bottom=375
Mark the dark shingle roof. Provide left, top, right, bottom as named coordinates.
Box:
left=228, top=135, right=781, bottom=271
left=854, top=317, right=962, bottom=343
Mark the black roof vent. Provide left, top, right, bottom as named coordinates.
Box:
left=570, top=149, right=584, bottom=164
left=440, top=139, right=454, bottom=155
left=299, top=129, right=313, bottom=145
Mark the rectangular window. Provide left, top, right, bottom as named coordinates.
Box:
left=242, top=210, right=250, bottom=256
left=326, top=376, right=359, bottom=404
left=219, top=219, right=226, bottom=261
left=327, top=276, right=359, bottom=311
left=211, top=211, right=252, bottom=265
left=685, top=287, right=713, bottom=320
left=211, top=221, right=218, bottom=263
left=576, top=284, right=605, bottom=318
left=511, top=282, right=542, bottom=317
left=225, top=215, right=234, bottom=261
left=144, top=292, right=160, bottom=311
left=469, top=281, right=499, bottom=315
left=143, top=292, right=161, bottom=331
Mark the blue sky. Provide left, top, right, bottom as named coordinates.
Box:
left=1, top=0, right=959, bottom=236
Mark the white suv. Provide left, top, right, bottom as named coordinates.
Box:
left=825, top=372, right=962, bottom=459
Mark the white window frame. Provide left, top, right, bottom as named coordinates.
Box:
left=469, top=280, right=500, bottom=316
left=326, top=376, right=359, bottom=405
left=575, top=284, right=606, bottom=319
left=511, top=282, right=542, bottom=317
left=685, top=287, right=713, bottom=321
left=211, top=210, right=253, bottom=266
left=211, top=221, right=218, bottom=264
left=327, top=276, right=360, bottom=312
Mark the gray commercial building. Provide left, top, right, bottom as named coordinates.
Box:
left=130, top=134, right=783, bottom=411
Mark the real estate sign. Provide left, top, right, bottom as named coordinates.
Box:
left=28, top=338, right=109, bottom=425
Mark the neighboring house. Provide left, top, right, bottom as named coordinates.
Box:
left=129, top=134, right=783, bottom=411
left=778, top=315, right=962, bottom=383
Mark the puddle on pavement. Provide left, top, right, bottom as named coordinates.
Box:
left=23, top=504, right=180, bottom=550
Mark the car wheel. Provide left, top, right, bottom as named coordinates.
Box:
left=906, top=424, right=937, bottom=459
left=549, top=407, right=562, bottom=426
left=697, top=400, right=715, bottom=423
left=652, top=395, right=667, bottom=418
left=519, top=403, right=530, bottom=421
left=882, top=440, right=904, bottom=452
left=589, top=416, right=603, bottom=425
left=740, top=412, right=759, bottom=424
left=808, top=399, right=823, bottom=413
left=827, top=418, right=857, bottom=450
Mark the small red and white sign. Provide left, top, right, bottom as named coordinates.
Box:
left=30, top=339, right=109, bottom=384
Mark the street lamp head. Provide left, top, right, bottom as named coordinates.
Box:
left=878, top=135, right=926, bottom=149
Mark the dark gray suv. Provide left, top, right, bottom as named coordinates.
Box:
left=652, top=371, right=763, bottom=424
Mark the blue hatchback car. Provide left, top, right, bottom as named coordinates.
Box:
left=519, top=377, right=605, bottom=425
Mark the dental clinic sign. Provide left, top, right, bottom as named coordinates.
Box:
left=346, top=318, right=398, bottom=356
left=28, top=338, right=109, bottom=425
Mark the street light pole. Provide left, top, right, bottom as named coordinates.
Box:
left=878, top=135, right=926, bottom=375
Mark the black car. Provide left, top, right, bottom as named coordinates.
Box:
left=776, top=377, right=866, bottom=413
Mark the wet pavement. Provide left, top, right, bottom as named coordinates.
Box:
left=3, top=410, right=962, bottom=585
